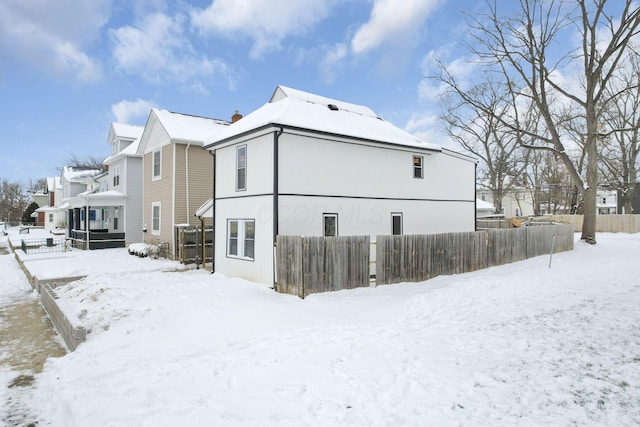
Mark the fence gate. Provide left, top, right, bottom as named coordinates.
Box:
left=175, top=225, right=213, bottom=265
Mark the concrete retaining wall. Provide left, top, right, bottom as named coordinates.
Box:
left=10, top=242, right=87, bottom=351
left=40, top=284, right=86, bottom=351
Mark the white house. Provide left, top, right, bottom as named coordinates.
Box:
left=476, top=187, right=535, bottom=218
left=597, top=190, right=618, bottom=214
left=204, top=86, right=477, bottom=286
left=100, top=123, right=145, bottom=245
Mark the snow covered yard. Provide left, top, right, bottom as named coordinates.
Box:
left=11, top=233, right=640, bottom=425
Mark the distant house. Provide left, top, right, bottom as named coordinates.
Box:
left=99, top=123, right=145, bottom=245
left=137, top=109, right=230, bottom=259
left=204, top=86, right=477, bottom=285
left=34, top=176, right=61, bottom=230
left=477, top=187, right=534, bottom=218
left=597, top=190, right=618, bottom=214
left=60, top=166, right=108, bottom=247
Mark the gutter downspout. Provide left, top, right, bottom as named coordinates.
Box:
left=474, top=162, right=477, bottom=232
left=210, top=150, right=216, bottom=274
left=273, top=127, right=284, bottom=288
left=172, top=144, right=176, bottom=258
left=185, top=143, right=191, bottom=226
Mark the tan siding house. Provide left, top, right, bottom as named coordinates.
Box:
left=138, top=109, right=229, bottom=259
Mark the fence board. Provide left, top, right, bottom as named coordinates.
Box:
left=376, top=224, right=573, bottom=285
left=534, top=214, right=640, bottom=233
left=277, top=235, right=370, bottom=298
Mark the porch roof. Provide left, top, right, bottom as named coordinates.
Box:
left=67, top=190, right=127, bottom=208
left=195, top=198, right=213, bottom=219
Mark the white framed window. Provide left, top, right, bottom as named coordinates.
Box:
left=413, top=155, right=424, bottom=179
left=391, top=212, right=403, bottom=235
left=236, top=145, right=247, bottom=191
left=323, top=213, right=338, bottom=237
left=152, top=150, right=162, bottom=180
left=151, top=202, right=161, bottom=235
left=48, top=213, right=54, bottom=223
left=113, top=165, right=120, bottom=187
left=227, top=219, right=255, bottom=260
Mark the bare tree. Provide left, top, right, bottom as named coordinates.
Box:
left=0, top=178, right=29, bottom=225
left=442, top=79, right=531, bottom=214
left=434, top=0, right=640, bottom=243
left=60, top=154, right=105, bottom=171
left=599, top=52, right=640, bottom=213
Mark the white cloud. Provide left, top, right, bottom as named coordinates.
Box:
left=111, top=99, right=156, bottom=124
left=351, top=0, right=441, bottom=55
left=319, top=43, right=348, bottom=84
left=191, top=0, right=334, bottom=60
left=0, top=0, right=109, bottom=82
left=405, top=112, right=456, bottom=149
left=110, top=12, right=233, bottom=90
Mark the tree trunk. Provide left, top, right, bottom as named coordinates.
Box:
left=581, top=130, right=598, bottom=243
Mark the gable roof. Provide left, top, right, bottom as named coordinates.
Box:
left=138, top=109, right=231, bottom=155
left=205, top=85, right=442, bottom=151
left=153, top=109, right=229, bottom=143
left=111, top=123, right=144, bottom=141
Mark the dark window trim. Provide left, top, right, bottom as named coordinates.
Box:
left=323, top=213, right=339, bottom=237
left=236, top=145, right=247, bottom=192
left=391, top=212, right=403, bottom=235
left=413, top=155, right=424, bottom=179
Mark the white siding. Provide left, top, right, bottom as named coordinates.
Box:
left=278, top=196, right=475, bottom=237
left=124, top=156, right=143, bottom=243
left=214, top=196, right=274, bottom=285
left=278, top=133, right=475, bottom=201
left=215, top=133, right=274, bottom=199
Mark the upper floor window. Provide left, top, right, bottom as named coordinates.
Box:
left=236, top=145, right=247, bottom=191
left=152, top=150, right=161, bottom=180
left=413, top=155, right=423, bottom=179
left=113, top=166, right=120, bottom=187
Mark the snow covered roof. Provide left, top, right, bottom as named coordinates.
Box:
left=46, top=176, right=60, bottom=192
left=476, top=199, right=496, bottom=211
left=111, top=123, right=144, bottom=141
left=62, top=166, right=104, bottom=183
left=103, top=138, right=142, bottom=164
left=205, top=86, right=443, bottom=151
left=153, top=109, right=230, bottom=145
left=195, top=198, right=213, bottom=218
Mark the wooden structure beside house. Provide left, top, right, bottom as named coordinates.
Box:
left=137, top=109, right=230, bottom=259
left=204, top=86, right=477, bottom=286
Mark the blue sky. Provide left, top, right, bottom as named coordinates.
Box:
left=0, top=0, right=483, bottom=184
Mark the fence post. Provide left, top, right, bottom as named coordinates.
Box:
left=548, top=234, right=557, bottom=269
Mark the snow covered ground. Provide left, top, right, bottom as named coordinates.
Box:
left=2, top=230, right=640, bottom=426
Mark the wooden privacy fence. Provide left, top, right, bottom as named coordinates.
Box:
left=376, top=224, right=573, bottom=285
left=175, top=225, right=213, bottom=265
left=540, top=214, right=640, bottom=233
left=276, top=235, right=370, bottom=298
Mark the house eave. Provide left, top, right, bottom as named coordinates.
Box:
left=205, top=122, right=444, bottom=153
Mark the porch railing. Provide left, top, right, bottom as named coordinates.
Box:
left=69, top=230, right=125, bottom=250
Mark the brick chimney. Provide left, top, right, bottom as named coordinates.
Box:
left=231, top=110, right=242, bottom=123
